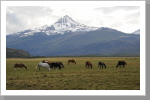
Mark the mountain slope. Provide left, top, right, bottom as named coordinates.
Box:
left=7, top=28, right=140, bottom=56
left=6, top=15, right=140, bottom=56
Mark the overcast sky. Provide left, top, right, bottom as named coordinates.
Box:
left=6, top=1, right=140, bottom=35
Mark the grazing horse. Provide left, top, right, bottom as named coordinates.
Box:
left=116, top=61, right=127, bottom=68
left=36, top=62, right=51, bottom=71
left=67, top=59, right=76, bottom=65
left=98, top=62, right=106, bottom=68
left=42, top=60, right=50, bottom=63
left=50, top=62, right=64, bottom=69
left=85, top=61, right=92, bottom=69
left=13, top=63, right=27, bottom=71
left=42, top=60, right=51, bottom=65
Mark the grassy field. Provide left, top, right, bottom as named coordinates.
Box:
left=6, top=57, right=140, bottom=90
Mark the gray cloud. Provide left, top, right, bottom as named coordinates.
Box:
left=6, top=6, right=54, bottom=34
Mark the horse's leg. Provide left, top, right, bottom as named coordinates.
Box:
left=48, top=67, right=50, bottom=71
left=123, top=65, right=125, bottom=68
left=116, top=64, right=118, bottom=68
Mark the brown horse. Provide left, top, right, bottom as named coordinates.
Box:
left=116, top=61, right=127, bottom=68
left=13, top=63, right=27, bottom=70
left=67, top=59, right=76, bottom=65
left=42, top=60, right=51, bottom=66
left=42, top=60, right=50, bottom=63
left=85, top=61, right=92, bottom=69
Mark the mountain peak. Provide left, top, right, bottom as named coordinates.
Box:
left=63, top=15, right=71, bottom=19
left=54, top=15, right=81, bottom=28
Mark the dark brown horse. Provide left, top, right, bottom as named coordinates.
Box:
left=116, top=61, right=127, bottom=68
left=85, top=61, right=92, bottom=69
left=98, top=62, right=106, bottom=68
left=50, top=62, right=64, bottom=69
left=13, top=63, right=27, bottom=70
left=67, top=59, right=76, bottom=65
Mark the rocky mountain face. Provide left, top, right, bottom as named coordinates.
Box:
left=6, top=15, right=140, bottom=56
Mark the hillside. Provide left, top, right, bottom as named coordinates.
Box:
left=6, top=48, right=31, bottom=58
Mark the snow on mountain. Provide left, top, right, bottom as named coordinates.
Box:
left=132, top=29, right=140, bottom=35
left=9, top=15, right=99, bottom=37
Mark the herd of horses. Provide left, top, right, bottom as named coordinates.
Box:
left=13, top=59, right=127, bottom=71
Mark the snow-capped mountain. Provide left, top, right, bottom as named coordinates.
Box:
left=132, top=29, right=140, bottom=35
left=10, top=15, right=98, bottom=37
left=7, top=15, right=140, bottom=56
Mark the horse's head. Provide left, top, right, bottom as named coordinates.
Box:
left=24, top=66, right=27, bottom=70
left=59, top=62, right=64, bottom=68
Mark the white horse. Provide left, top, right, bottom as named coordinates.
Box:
left=36, top=62, right=51, bottom=71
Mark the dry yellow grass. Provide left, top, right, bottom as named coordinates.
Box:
left=6, top=57, right=140, bottom=90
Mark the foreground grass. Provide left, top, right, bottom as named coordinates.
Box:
left=6, top=57, right=140, bottom=90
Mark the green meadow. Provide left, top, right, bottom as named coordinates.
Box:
left=6, top=57, right=140, bottom=90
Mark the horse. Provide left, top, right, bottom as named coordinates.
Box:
left=42, top=60, right=51, bottom=65
left=116, top=61, right=127, bottom=68
left=42, top=60, right=50, bottom=63
left=67, top=59, right=76, bottom=65
left=98, top=62, right=106, bottom=68
left=50, top=62, right=64, bottom=69
left=13, top=63, right=27, bottom=71
left=36, top=62, right=51, bottom=71
left=85, top=61, right=92, bottom=69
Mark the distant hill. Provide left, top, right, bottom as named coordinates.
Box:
left=6, top=48, right=31, bottom=58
